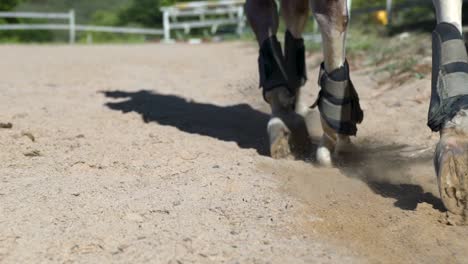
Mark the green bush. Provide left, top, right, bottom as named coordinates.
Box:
left=118, top=0, right=191, bottom=27
left=0, top=0, right=21, bottom=11
left=0, top=0, right=56, bottom=43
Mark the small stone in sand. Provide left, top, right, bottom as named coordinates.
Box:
left=22, top=132, right=35, bottom=142
left=0, top=123, right=13, bottom=129
left=24, top=150, right=41, bottom=157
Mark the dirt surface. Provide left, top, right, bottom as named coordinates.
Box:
left=0, top=43, right=467, bottom=264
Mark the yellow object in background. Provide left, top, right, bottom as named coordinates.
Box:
left=375, top=10, right=388, bottom=25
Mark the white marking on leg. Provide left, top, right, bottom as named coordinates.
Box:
left=433, top=0, right=463, bottom=32
left=294, top=89, right=309, bottom=115
left=267, top=117, right=286, bottom=131
left=267, top=117, right=289, bottom=143
left=316, top=133, right=335, bottom=166
left=267, top=116, right=292, bottom=158
left=312, top=0, right=349, bottom=72
left=317, top=145, right=333, bottom=167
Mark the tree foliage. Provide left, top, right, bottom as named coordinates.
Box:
left=0, top=0, right=21, bottom=11
left=118, top=0, right=190, bottom=27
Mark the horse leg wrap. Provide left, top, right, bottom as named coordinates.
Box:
left=284, top=30, right=307, bottom=94
left=313, top=61, right=363, bottom=135
left=258, top=36, right=290, bottom=100
left=428, top=22, right=468, bottom=132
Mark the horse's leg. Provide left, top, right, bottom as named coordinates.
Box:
left=246, top=0, right=302, bottom=158
left=245, top=0, right=279, bottom=45
left=281, top=0, right=309, bottom=115
left=431, top=0, right=468, bottom=224
left=310, top=0, right=363, bottom=166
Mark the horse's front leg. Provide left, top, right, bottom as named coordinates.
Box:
left=430, top=0, right=468, bottom=224
left=311, top=0, right=363, bottom=166
left=246, top=0, right=310, bottom=158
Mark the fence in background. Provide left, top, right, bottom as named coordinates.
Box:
left=354, top=0, right=468, bottom=27
left=0, top=1, right=466, bottom=45
left=0, top=10, right=164, bottom=44
left=160, top=0, right=245, bottom=42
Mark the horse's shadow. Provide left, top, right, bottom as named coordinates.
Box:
left=101, top=90, right=445, bottom=213
left=101, top=90, right=270, bottom=155
left=336, top=144, right=446, bottom=213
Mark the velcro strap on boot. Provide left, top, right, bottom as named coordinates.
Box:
left=313, top=61, right=363, bottom=135
left=258, top=36, right=289, bottom=99
left=285, top=30, right=307, bottom=94
left=428, top=22, right=468, bottom=131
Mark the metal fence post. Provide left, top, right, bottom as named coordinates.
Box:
left=386, top=0, right=393, bottom=26
left=69, top=9, right=75, bottom=44
left=163, top=11, right=170, bottom=42
left=348, top=0, right=352, bottom=19
left=236, top=6, right=244, bottom=35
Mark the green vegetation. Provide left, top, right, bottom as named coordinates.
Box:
left=301, top=10, right=436, bottom=84
left=0, top=0, right=21, bottom=11
left=0, top=0, right=190, bottom=43
left=0, top=0, right=466, bottom=44
left=119, top=0, right=186, bottom=27
left=345, top=26, right=432, bottom=84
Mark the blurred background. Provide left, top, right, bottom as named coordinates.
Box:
left=0, top=0, right=467, bottom=43
left=0, top=0, right=467, bottom=83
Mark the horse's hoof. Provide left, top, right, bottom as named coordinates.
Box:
left=435, top=129, right=468, bottom=225
left=316, top=146, right=333, bottom=167
left=268, top=117, right=293, bottom=159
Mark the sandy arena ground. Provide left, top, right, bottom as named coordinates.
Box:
left=1, top=43, right=468, bottom=263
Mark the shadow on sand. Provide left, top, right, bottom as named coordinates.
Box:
left=102, top=90, right=270, bottom=155
left=102, top=90, right=445, bottom=213
left=336, top=143, right=445, bottom=213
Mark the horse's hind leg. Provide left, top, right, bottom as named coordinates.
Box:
left=431, top=0, right=468, bottom=224
left=311, top=0, right=363, bottom=166
left=245, top=0, right=279, bottom=45
left=281, top=0, right=316, bottom=154
left=281, top=0, right=309, bottom=112
left=246, top=0, right=309, bottom=158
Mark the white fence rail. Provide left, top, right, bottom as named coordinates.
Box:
left=0, top=10, right=164, bottom=44
left=0, top=11, right=71, bottom=19
left=1, top=2, right=464, bottom=44
left=0, top=10, right=76, bottom=43
left=161, top=0, right=245, bottom=42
